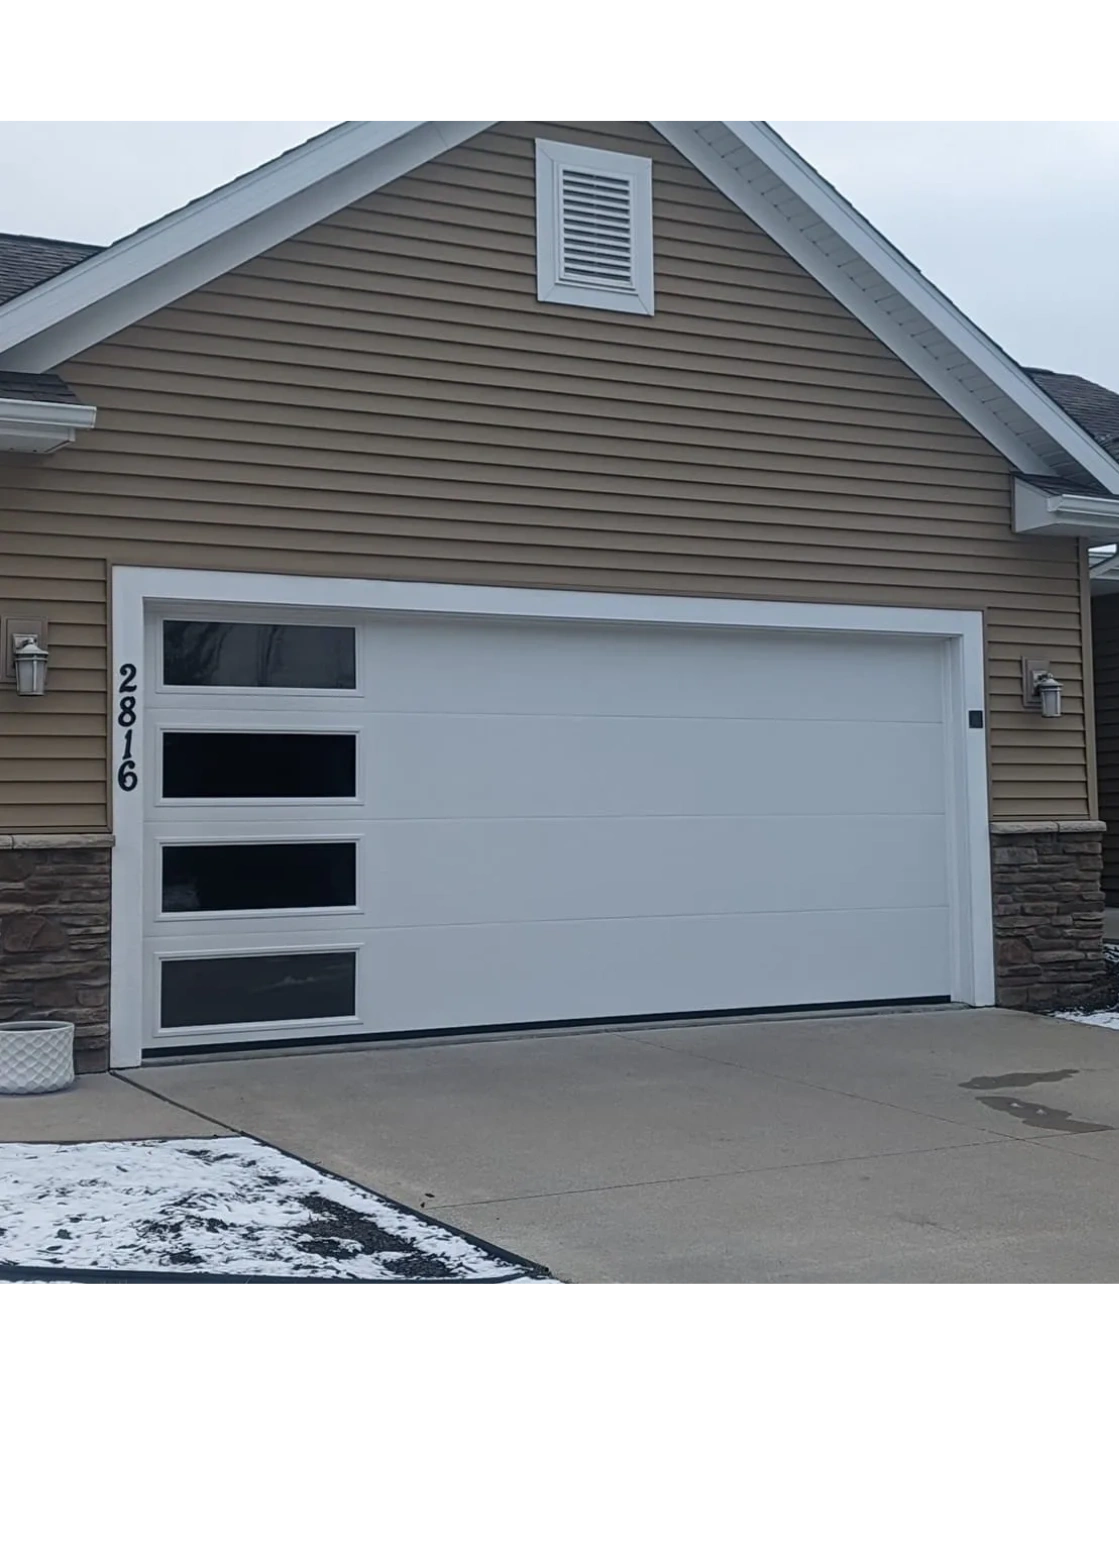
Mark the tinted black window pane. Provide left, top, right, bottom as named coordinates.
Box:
left=161, top=952, right=357, bottom=1028
left=163, top=620, right=356, bottom=689
left=162, top=843, right=357, bottom=913
left=163, top=733, right=356, bottom=798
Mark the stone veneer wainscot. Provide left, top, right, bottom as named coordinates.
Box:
left=0, top=835, right=111, bottom=1073
left=0, top=826, right=1108, bottom=1071
left=990, top=821, right=1106, bottom=1010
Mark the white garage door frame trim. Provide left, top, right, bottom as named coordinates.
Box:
left=109, top=565, right=994, bottom=1067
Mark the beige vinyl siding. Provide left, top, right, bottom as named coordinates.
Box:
left=0, top=540, right=107, bottom=829
left=1093, top=593, right=1119, bottom=898
left=0, top=120, right=1088, bottom=830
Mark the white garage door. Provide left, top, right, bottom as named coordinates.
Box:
left=141, top=608, right=953, bottom=1049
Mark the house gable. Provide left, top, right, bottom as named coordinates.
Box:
left=0, top=122, right=1090, bottom=829
left=0, top=119, right=1116, bottom=492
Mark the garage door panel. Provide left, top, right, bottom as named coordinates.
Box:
left=361, top=907, right=951, bottom=1032
left=364, top=814, right=949, bottom=927
left=370, top=716, right=945, bottom=819
left=368, top=618, right=945, bottom=725
left=142, top=605, right=964, bottom=1048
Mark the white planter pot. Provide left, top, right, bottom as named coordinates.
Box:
left=0, top=1020, right=76, bottom=1095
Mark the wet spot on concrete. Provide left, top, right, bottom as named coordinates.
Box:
left=961, top=1070, right=1079, bottom=1090
left=975, top=1096, right=1111, bottom=1134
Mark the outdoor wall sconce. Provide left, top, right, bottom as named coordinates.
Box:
left=1022, top=658, right=1063, bottom=719
left=12, top=634, right=49, bottom=696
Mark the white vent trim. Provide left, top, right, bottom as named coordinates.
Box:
left=535, top=139, right=653, bottom=316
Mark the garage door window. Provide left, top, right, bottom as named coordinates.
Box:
left=162, top=842, right=358, bottom=913
left=162, top=620, right=356, bottom=690
left=162, top=732, right=357, bottom=799
left=160, top=951, right=357, bottom=1029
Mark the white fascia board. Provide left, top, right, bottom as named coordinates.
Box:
left=0, top=121, right=497, bottom=373
left=653, top=123, right=1054, bottom=478
left=1014, top=478, right=1119, bottom=537
left=719, top=121, right=1119, bottom=495
left=0, top=395, right=97, bottom=452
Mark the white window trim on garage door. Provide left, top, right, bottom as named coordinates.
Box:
left=108, top=566, right=995, bottom=1067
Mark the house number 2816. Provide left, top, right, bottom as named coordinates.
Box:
left=116, top=662, right=139, bottom=792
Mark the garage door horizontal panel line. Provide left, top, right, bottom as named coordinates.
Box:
left=145, top=903, right=953, bottom=936
left=326, top=710, right=946, bottom=725
left=143, top=816, right=948, bottom=837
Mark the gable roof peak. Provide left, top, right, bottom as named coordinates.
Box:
left=0, top=119, right=1116, bottom=494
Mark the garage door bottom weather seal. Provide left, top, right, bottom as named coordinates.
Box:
left=140, top=994, right=954, bottom=1063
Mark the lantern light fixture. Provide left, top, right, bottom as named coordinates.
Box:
left=1022, top=658, right=1062, bottom=719
left=12, top=634, right=49, bottom=697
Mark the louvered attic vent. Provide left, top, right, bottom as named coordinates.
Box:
left=558, top=167, right=635, bottom=290
left=536, top=139, right=654, bottom=315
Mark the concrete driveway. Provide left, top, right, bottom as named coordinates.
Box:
left=113, top=1005, right=1119, bottom=1282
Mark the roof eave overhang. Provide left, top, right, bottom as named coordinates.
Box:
left=0, top=396, right=97, bottom=453
left=755, top=124, right=1119, bottom=493
left=1, top=117, right=1117, bottom=496
left=0, top=121, right=498, bottom=374
left=1014, top=477, right=1119, bottom=538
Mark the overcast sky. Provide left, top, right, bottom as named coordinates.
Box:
left=2, top=120, right=1117, bottom=390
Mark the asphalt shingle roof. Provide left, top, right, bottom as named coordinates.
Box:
left=0, top=232, right=102, bottom=306
left=0, top=370, right=81, bottom=405
left=1025, top=368, right=1119, bottom=457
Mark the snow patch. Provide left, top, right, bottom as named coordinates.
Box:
left=1052, top=1010, right=1119, bottom=1032
left=0, top=1136, right=547, bottom=1282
